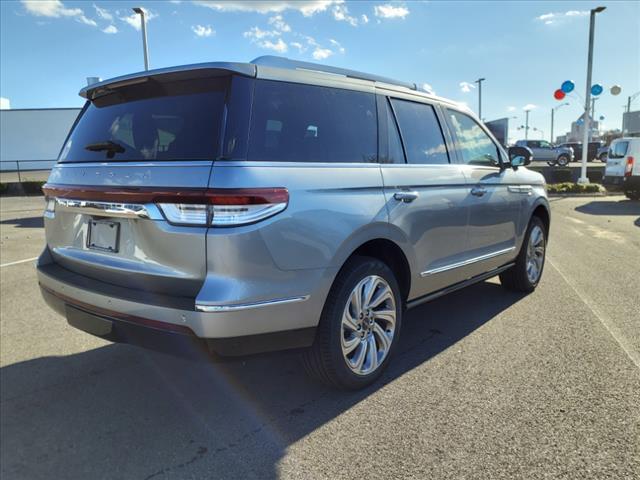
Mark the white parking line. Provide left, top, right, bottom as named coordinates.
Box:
left=0, top=257, right=39, bottom=268
left=548, top=257, right=640, bottom=370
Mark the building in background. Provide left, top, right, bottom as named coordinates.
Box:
left=566, top=112, right=600, bottom=142
left=622, top=110, right=640, bottom=137
left=0, top=108, right=81, bottom=183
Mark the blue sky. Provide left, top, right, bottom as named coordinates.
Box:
left=1, top=0, right=638, bottom=143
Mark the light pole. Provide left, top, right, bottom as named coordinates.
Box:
left=551, top=102, right=569, bottom=144
left=475, top=77, right=485, bottom=120
left=524, top=109, right=531, bottom=140
left=133, top=7, right=149, bottom=71
left=578, top=6, right=606, bottom=184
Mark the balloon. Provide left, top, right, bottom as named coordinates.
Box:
left=591, top=84, right=603, bottom=96
left=554, top=89, right=566, bottom=100
left=561, top=80, right=575, bottom=93
left=610, top=85, right=622, bottom=96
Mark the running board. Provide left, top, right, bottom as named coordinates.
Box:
left=406, top=263, right=515, bottom=310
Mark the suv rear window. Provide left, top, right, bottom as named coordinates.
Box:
left=609, top=141, right=629, bottom=159
left=58, top=76, right=228, bottom=163
left=247, top=80, right=377, bottom=163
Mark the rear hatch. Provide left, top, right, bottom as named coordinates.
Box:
left=605, top=140, right=629, bottom=177
left=43, top=66, right=252, bottom=298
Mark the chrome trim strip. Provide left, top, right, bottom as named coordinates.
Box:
left=420, top=246, right=516, bottom=277
left=196, top=295, right=310, bottom=312
left=508, top=185, right=533, bottom=194
left=55, top=198, right=151, bottom=219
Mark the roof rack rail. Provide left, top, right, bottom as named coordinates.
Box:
left=251, top=55, right=420, bottom=92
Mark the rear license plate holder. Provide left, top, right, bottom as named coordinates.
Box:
left=87, top=220, right=120, bottom=252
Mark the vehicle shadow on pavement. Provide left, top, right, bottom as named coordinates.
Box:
left=0, top=216, right=44, bottom=229
left=1, top=281, right=525, bottom=479
left=574, top=199, right=640, bottom=217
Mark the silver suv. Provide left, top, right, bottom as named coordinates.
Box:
left=515, top=140, right=574, bottom=166
left=38, top=56, right=550, bottom=389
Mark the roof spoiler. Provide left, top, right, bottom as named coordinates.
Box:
left=79, top=62, right=256, bottom=100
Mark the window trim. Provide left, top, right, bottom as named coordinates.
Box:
left=388, top=96, right=451, bottom=165
left=444, top=108, right=505, bottom=168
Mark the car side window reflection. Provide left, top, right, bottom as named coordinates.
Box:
left=447, top=109, right=500, bottom=167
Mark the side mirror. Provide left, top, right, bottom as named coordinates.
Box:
left=508, top=146, right=533, bottom=167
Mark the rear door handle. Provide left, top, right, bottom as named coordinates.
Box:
left=393, top=191, right=419, bottom=203
left=470, top=187, right=487, bottom=197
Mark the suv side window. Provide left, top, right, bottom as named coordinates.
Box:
left=446, top=109, right=500, bottom=167
left=539, top=140, right=553, bottom=149
left=248, top=80, right=377, bottom=163
left=527, top=140, right=540, bottom=149
left=390, top=98, right=449, bottom=164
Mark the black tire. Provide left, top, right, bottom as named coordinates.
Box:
left=625, top=190, right=640, bottom=201
left=499, top=216, right=547, bottom=293
left=557, top=154, right=570, bottom=167
left=302, top=256, right=403, bottom=390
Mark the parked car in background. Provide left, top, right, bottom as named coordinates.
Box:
left=557, top=141, right=603, bottom=162
left=515, top=140, right=573, bottom=166
left=603, top=137, right=640, bottom=200
left=37, top=56, right=551, bottom=390
left=596, top=145, right=608, bottom=162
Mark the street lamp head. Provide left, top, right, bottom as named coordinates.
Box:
left=592, top=6, right=606, bottom=13
left=133, top=7, right=144, bottom=14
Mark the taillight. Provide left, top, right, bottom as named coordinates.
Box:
left=625, top=156, right=635, bottom=177
left=157, top=188, right=288, bottom=227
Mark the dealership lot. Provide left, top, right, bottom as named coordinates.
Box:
left=1, top=195, right=638, bottom=479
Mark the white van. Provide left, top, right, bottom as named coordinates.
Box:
left=603, top=137, right=640, bottom=200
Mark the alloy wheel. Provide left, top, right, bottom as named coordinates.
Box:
left=526, top=225, right=545, bottom=284
left=340, top=275, right=396, bottom=376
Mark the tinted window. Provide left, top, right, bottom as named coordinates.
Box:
left=447, top=110, right=499, bottom=167
left=609, top=141, right=629, bottom=159
left=59, top=77, right=228, bottom=163
left=528, top=141, right=540, bottom=148
left=390, top=99, right=449, bottom=164
left=539, top=141, right=553, bottom=149
left=248, top=80, right=377, bottom=163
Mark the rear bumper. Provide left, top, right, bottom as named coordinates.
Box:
left=37, top=255, right=321, bottom=356
left=602, top=175, right=640, bottom=190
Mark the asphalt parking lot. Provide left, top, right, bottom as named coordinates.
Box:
left=1, top=195, right=639, bottom=479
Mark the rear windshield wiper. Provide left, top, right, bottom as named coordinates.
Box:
left=84, top=140, right=126, bottom=158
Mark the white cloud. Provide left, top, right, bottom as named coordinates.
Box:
left=192, top=24, right=215, bottom=37
left=459, top=81, right=475, bottom=93
left=244, top=26, right=280, bottom=40
left=102, top=24, right=118, bottom=34
left=332, top=4, right=360, bottom=26
left=374, top=3, right=410, bottom=19
left=0, top=97, right=10, bottom=110
left=22, top=0, right=97, bottom=27
left=507, top=106, right=516, bottom=112
left=193, top=1, right=340, bottom=16
left=523, top=104, right=537, bottom=111
left=312, top=47, right=333, bottom=60
left=258, top=38, right=288, bottom=53
left=535, top=10, right=588, bottom=25
left=119, top=8, right=158, bottom=31
left=329, top=38, right=345, bottom=54
left=290, top=41, right=306, bottom=53
left=361, top=14, right=369, bottom=24
left=93, top=4, right=113, bottom=22
left=268, top=15, right=291, bottom=32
